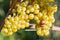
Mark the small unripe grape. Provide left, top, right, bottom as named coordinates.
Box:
left=28, top=14, right=34, bottom=20
left=35, top=20, right=40, bottom=24
left=36, top=30, right=41, bottom=36
left=12, top=28, right=17, bottom=32
left=26, top=20, right=29, bottom=22
left=11, top=25, right=17, bottom=32
left=7, top=31, right=13, bottom=36
left=17, top=6, right=22, bottom=13
left=26, top=10, right=30, bottom=14
left=14, top=21, right=18, bottom=25
left=48, top=0, right=54, bottom=2
left=30, top=7, right=34, bottom=12
left=5, top=20, right=11, bottom=25
left=1, top=28, right=8, bottom=34
left=21, top=20, right=26, bottom=24
left=21, top=2, right=27, bottom=7
left=25, top=1, right=29, bottom=5
left=7, top=15, right=11, bottom=19
left=42, top=15, right=48, bottom=20
left=34, top=10, right=39, bottom=14
left=37, top=12, right=42, bottom=18
left=25, top=22, right=29, bottom=27
left=27, top=5, right=32, bottom=9
left=48, top=16, right=55, bottom=23
left=14, top=16, right=19, bottom=21
left=9, top=17, right=14, bottom=22
left=42, top=25, right=50, bottom=30
left=8, top=28, right=12, bottom=32
left=52, top=5, right=57, bottom=12
left=6, top=25, right=11, bottom=29
left=13, top=13, right=16, bottom=16
left=34, top=16, right=39, bottom=20
left=17, top=24, right=21, bottom=30
left=34, top=4, right=39, bottom=9
left=25, top=14, right=28, bottom=20
left=20, top=15, right=25, bottom=20
left=44, top=31, right=49, bottom=36
left=21, top=24, right=25, bottom=29
left=22, top=7, right=26, bottom=12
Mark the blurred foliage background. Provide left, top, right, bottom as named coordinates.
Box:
left=0, top=0, right=60, bottom=40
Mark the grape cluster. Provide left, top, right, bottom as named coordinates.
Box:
left=1, top=1, right=29, bottom=36
left=1, top=0, right=57, bottom=36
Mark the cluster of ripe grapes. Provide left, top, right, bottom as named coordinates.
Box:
left=1, top=0, right=57, bottom=36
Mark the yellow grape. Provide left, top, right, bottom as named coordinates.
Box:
left=44, top=30, right=49, bottom=36
left=42, top=25, right=50, bottom=30
left=48, top=0, right=54, bottom=2
left=34, top=16, right=39, bottom=20
left=17, top=24, right=21, bottom=30
left=37, top=12, right=42, bottom=18
left=14, top=16, right=19, bottom=21
left=8, top=28, right=12, bottom=32
left=42, top=15, right=48, bottom=21
left=34, top=4, right=39, bottom=9
left=9, top=17, right=14, bottom=22
left=17, top=6, right=22, bottom=13
left=35, top=20, right=40, bottom=24
left=21, top=20, right=26, bottom=24
left=7, top=15, right=11, bottom=19
left=52, top=5, right=57, bottom=12
left=28, top=14, right=34, bottom=20
left=22, top=7, right=26, bottom=12
left=20, top=2, right=28, bottom=7
left=24, top=14, right=28, bottom=20
left=25, top=22, right=29, bottom=27
left=1, top=28, right=8, bottom=34
left=7, top=31, right=13, bottom=36
left=21, top=24, right=26, bottom=29
left=26, top=10, right=30, bottom=14
left=5, top=25, right=11, bottom=29
left=34, top=10, right=39, bottom=14
left=30, top=7, right=34, bottom=12
left=48, top=16, right=55, bottom=23
left=5, top=20, right=11, bottom=25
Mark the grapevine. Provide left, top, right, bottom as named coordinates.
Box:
left=1, top=0, right=57, bottom=36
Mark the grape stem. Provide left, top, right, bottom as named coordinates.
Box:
left=0, top=0, right=18, bottom=31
